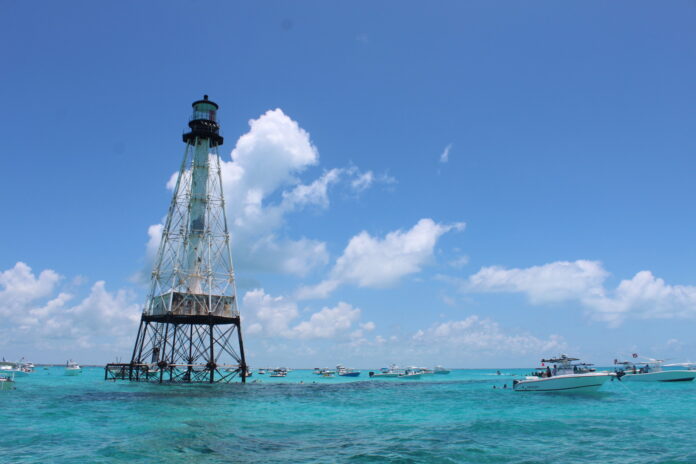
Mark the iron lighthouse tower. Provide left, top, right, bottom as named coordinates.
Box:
left=107, top=96, right=247, bottom=383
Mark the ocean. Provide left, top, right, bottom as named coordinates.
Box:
left=2, top=367, right=696, bottom=463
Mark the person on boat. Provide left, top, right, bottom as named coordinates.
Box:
left=632, top=365, right=637, bottom=374
left=546, top=366, right=552, bottom=377
left=552, top=365, right=557, bottom=376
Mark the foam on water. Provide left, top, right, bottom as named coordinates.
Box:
left=3, top=367, right=696, bottom=463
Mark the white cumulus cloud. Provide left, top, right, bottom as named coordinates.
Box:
left=0, top=262, right=61, bottom=315
left=412, top=315, right=565, bottom=355
left=291, top=302, right=361, bottom=339
left=467, top=260, right=608, bottom=304
left=0, top=262, right=141, bottom=360
left=585, top=270, right=696, bottom=326
left=241, top=288, right=364, bottom=340
left=298, top=218, right=465, bottom=299
left=147, top=108, right=387, bottom=279
left=463, top=260, right=696, bottom=326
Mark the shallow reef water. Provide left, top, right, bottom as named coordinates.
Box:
left=2, top=367, right=696, bottom=463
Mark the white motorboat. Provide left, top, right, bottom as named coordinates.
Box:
left=615, top=358, right=696, bottom=383
left=369, top=364, right=400, bottom=378
left=257, top=369, right=266, bottom=375
left=65, top=360, right=82, bottom=376
left=0, top=362, right=29, bottom=376
left=336, top=365, right=360, bottom=377
left=513, top=355, right=614, bottom=393
left=17, top=359, right=34, bottom=373
left=270, top=368, right=287, bottom=377
left=434, top=366, right=450, bottom=375
left=398, top=367, right=423, bottom=379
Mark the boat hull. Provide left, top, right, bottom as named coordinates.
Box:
left=513, top=373, right=613, bottom=392
left=65, top=368, right=82, bottom=376
left=621, top=370, right=696, bottom=382
left=339, top=372, right=360, bottom=377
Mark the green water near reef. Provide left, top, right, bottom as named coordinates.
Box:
left=2, top=367, right=696, bottom=463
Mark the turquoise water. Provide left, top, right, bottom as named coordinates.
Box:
left=3, top=367, right=696, bottom=463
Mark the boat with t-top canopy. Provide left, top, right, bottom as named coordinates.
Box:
left=513, top=355, right=615, bottom=393
left=614, top=357, right=696, bottom=382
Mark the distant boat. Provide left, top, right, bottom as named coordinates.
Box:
left=369, top=364, right=400, bottom=378
left=18, top=359, right=34, bottom=372
left=257, top=369, right=266, bottom=375
left=0, top=362, right=30, bottom=376
left=398, top=367, right=422, bottom=379
left=369, top=365, right=423, bottom=379
left=65, top=360, right=82, bottom=376
left=336, top=365, right=360, bottom=377
left=270, top=368, right=287, bottom=377
left=434, top=366, right=450, bottom=375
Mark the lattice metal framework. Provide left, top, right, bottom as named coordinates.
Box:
left=106, top=95, right=247, bottom=383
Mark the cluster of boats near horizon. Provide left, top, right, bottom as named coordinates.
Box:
left=4, top=354, right=696, bottom=393
left=251, top=365, right=451, bottom=378
left=252, top=354, right=696, bottom=393
left=0, top=359, right=81, bottom=390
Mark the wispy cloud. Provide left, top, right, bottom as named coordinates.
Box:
left=439, top=143, right=452, bottom=163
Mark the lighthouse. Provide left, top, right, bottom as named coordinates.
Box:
left=106, top=96, right=247, bottom=383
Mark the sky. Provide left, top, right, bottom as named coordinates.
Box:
left=1, top=1, right=696, bottom=367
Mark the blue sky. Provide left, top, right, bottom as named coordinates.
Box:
left=1, top=1, right=696, bottom=367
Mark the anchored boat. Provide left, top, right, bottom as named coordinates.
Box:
left=513, top=355, right=614, bottom=393
left=336, top=365, right=360, bottom=377
left=433, top=366, right=450, bottom=375
left=369, top=364, right=400, bottom=378
left=615, top=358, right=696, bottom=382
left=65, top=360, right=82, bottom=376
